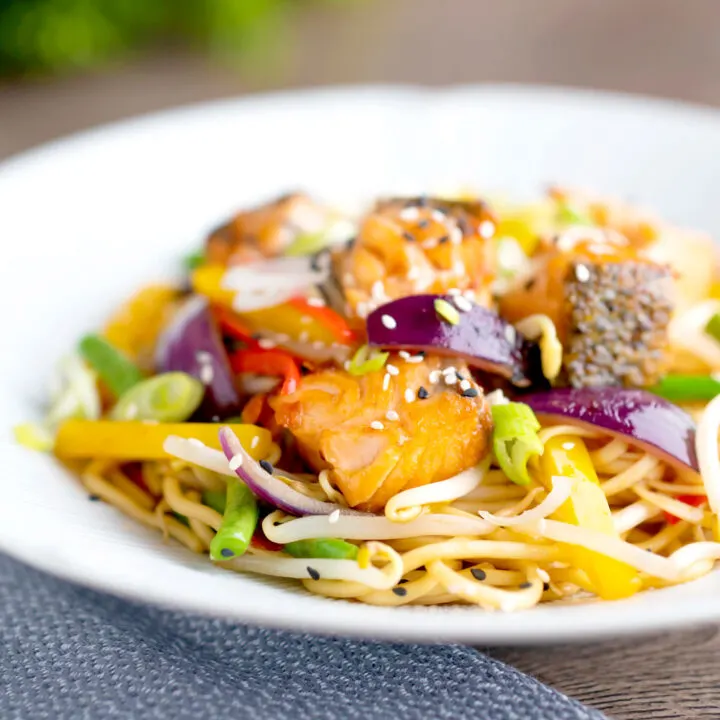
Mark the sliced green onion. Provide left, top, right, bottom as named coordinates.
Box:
left=556, top=203, right=593, bottom=226
left=183, top=250, right=206, bottom=271
left=13, top=422, right=55, bottom=452
left=284, top=232, right=330, bottom=257
left=79, top=334, right=144, bottom=398
left=284, top=538, right=359, bottom=560
left=201, top=489, right=227, bottom=515
left=648, top=374, right=720, bottom=402
left=705, top=313, right=720, bottom=344
left=209, top=477, right=258, bottom=561
left=434, top=298, right=460, bottom=326
left=491, top=402, right=544, bottom=486
left=110, top=372, right=205, bottom=422
left=347, top=344, right=389, bottom=376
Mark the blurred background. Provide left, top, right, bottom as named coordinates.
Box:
left=1, top=0, right=720, bottom=160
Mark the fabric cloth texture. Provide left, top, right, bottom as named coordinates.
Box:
left=0, top=553, right=605, bottom=720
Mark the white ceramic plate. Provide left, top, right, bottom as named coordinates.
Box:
left=3, top=85, right=720, bottom=645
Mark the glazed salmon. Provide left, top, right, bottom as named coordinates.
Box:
left=272, top=356, right=492, bottom=511
left=206, top=193, right=329, bottom=264
left=499, top=234, right=674, bottom=388
left=333, top=197, right=497, bottom=319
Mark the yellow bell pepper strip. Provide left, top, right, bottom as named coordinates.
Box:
left=55, top=421, right=271, bottom=461
left=191, top=264, right=356, bottom=346
left=539, top=435, right=641, bottom=600
left=104, top=284, right=180, bottom=361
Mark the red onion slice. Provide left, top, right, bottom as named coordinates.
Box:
left=219, top=426, right=371, bottom=517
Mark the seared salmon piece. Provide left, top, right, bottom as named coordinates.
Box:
left=272, top=357, right=492, bottom=511
left=499, top=234, right=674, bottom=388
left=206, top=193, right=329, bottom=264
left=333, top=197, right=497, bottom=319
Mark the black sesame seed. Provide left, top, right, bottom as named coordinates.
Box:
left=520, top=581, right=532, bottom=589
left=543, top=582, right=550, bottom=592
left=471, top=568, right=486, bottom=581
left=437, top=235, right=449, bottom=244
left=416, top=351, right=426, bottom=357
left=455, top=372, right=465, bottom=382
left=88, top=494, right=100, bottom=502
left=417, top=196, right=429, bottom=208
left=417, top=386, right=429, bottom=399
left=220, top=548, right=235, bottom=558
left=307, top=566, right=320, bottom=581
left=300, top=364, right=312, bottom=376
left=417, top=219, right=430, bottom=229
left=392, top=587, right=408, bottom=597
left=345, top=237, right=357, bottom=250
left=524, top=278, right=536, bottom=291
left=398, top=578, right=409, bottom=585
left=461, top=388, right=479, bottom=398
left=402, top=231, right=415, bottom=242
left=259, top=460, right=274, bottom=474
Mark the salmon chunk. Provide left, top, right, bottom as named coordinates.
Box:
left=272, top=357, right=492, bottom=510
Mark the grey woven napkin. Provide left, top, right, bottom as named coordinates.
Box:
left=0, top=553, right=604, bottom=720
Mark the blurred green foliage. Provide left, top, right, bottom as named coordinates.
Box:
left=0, top=0, right=347, bottom=77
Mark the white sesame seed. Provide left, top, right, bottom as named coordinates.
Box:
left=450, top=226, right=463, bottom=245
left=258, top=339, right=276, bottom=350
left=398, top=351, right=410, bottom=359
left=429, top=370, right=441, bottom=384
left=212, top=415, right=220, bottom=422
left=386, top=410, right=400, bottom=421
left=479, top=220, right=496, bottom=238
left=188, top=438, right=205, bottom=448
left=299, top=331, right=310, bottom=343
left=399, top=207, right=421, bottom=221
left=453, top=295, right=473, bottom=312
left=537, top=569, right=551, bottom=583
left=406, top=354, right=424, bottom=363
left=561, top=442, right=575, bottom=450
left=199, top=364, right=215, bottom=385
left=371, top=280, right=385, bottom=301
left=431, top=209, right=446, bottom=223
left=463, top=289, right=475, bottom=299
left=575, top=263, right=591, bottom=282
left=370, top=420, right=385, bottom=430
left=407, top=267, right=420, bottom=281
left=301, top=315, right=312, bottom=325
left=444, top=374, right=457, bottom=386
left=386, top=364, right=400, bottom=376
left=250, top=436, right=260, bottom=449
left=306, top=297, right=326, bottom=307
left=453, top=260, right=466, bottom=275
left=459, top=379, right=471, bottom=391
left=357, top=302, right=370, bottom=319
left=381, top=314, right=397, bottom=330
left=328, top=509, right=341, bottom=524
left=383, top=373, right=391, bottom=391
left=404, top=388, right=415, bottom=403
left=442, top=366, right=457, bottom=375
left=195, top=350, right=213, bottom=364
left=448, top=288, right=462, bottom=296
left=229, top=454, right=243, bottom=471
left=504, top=325, right=517, bottom=344
left=344, top=360, right=351, bottom=371
left=422, top=238, right=438, bottom=250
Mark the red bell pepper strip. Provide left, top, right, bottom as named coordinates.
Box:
left=230, top=348, right=300, bottom=395
left=214, top=307, right=260, bottom=349
left=287, top=297, right=357, bottom=344
left=664, top=494, right=707, bottom=525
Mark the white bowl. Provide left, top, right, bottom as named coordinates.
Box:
left=2, top=85, right=720, bottom=644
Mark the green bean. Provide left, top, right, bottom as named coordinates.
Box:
left=78, top=334, right=143, bottom=397
left=284, top=538, right=359, bottom=560
left=209, top=478, right=258, bottom=561
left=110, top=372, right=204, bottom=422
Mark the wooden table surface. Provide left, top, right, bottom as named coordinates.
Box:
left=2, top=1, right=720, bottom=716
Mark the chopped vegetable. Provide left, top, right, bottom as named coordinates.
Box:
left=55, top=420, right=271, bottom=460
left=525, top=388, right=699, bottom=475
left=434, top=298, right=460, bottom=325
left=209, top=477, right=258, bottom=561
left=706, top=313, right=720, bottom=344
left=79, top=334, right=144, bottom=398
left=14, top=423, right=55, bottom=452
left=491, top=402, right=543, bottom=485
left=284, top=538, right=359, bottom=560
left=649, top=374, right=720, bottom=403
left=110, top=372, right=204, bottom=422
left=539, top=435, right=641, bottom=600
left=230, top=348, right=300, bottom=395
left=284, top=232, right=330, bottom=257
left=664, top=494, right=707, bottom=525
left=183, top=250, right=206, bottom=271
left=556, top=203, right=593, bottom=226
left=202, top=489, right=227, bottom=515
left=347, top=344, right=389, bottom=376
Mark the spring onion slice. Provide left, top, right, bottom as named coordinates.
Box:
left=434, top=298, right=461, bottom=325
left=79, top=334, right=143, bottom=398
left=284, top=538, right=359, bottom=560
left=347, top=344, right=389, bottom=376
left=491, top=402, right=544, bottom=486
left=111, top=372, right=205, bottom=422
left=556, top=203, right=593, bottom=226
left=183, top=250, right=206, bottom=271
left=706, top=313, right=720, bottom=344
left=649, top=374, right=720, bottom=403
